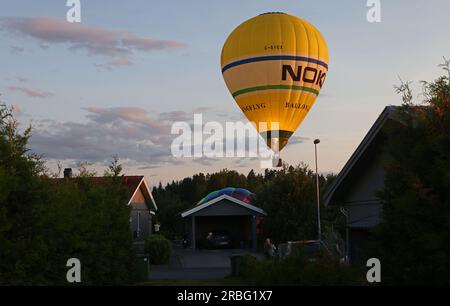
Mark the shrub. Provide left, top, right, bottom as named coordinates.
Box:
left=238, top=254, right=259, bottom=277
left=145, top=234, right=172, bottom=265
left=0, top=103, right=134, bottom=285
left=238, top=254, right=363, bottom=286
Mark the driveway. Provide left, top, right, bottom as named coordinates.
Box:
left=148, top=245, right=263, bottom=280
left=179, top=248, right=245, bottom=268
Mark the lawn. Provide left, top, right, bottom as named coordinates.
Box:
left=138, top=277, right=249, bottom=286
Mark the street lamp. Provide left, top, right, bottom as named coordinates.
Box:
left=314, top=139, right=321, bottom=241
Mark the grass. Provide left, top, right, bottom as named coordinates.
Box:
left=137, top=277, right=249, bottom=286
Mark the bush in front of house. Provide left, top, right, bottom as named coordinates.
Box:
left=0, top=103, right=135, bottom=285
left=238, top=254, right=363, bottom=286
left=145, top=234, right=172, bottom=265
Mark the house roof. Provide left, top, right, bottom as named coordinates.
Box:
left=122, top=176, right=157, bottom=210
left=54, top=175, right=157, bottom=210
left=181, top=194, right=267, bottom=218
left=323, top=106, right=398, bottom=206
left=122, top=176, right=144, bottom=199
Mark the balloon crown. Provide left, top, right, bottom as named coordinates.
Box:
left=197, top=187, right=255, bottom=205
left=259, top=12, right=286, bottom=15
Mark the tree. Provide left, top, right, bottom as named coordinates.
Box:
left=255, top=164, right=341, bottom=244
left=0, top=101, right=134, bottom=285
left=104, top=154, right=123, bottom=177
left=153, top=162, right=343, bottom=245
left=0, top=102, right=51, bottom=284
left=369, top=60, right=450, bottom=285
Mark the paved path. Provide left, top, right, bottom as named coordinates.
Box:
left=149, top=246, right=263, bottom=280
left=179, top=248, right=243, bottom=269
left=149, top=267, right=230, bottom=280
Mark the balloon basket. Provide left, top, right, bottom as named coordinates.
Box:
left=272, top=156, right=282, bottom=168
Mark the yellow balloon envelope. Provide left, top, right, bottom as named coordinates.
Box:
left=221, top=12, right=329, bottom=152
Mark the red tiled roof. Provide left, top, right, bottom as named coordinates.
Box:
left=121, top=176, right=144, bottom=199
left=53, top=175, right=145, bottom=204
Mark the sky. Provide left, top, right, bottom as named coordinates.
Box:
left=1, top=0, right=449, bottom=186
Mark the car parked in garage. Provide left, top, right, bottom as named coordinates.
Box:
left=199, top=230, right=233, bottom=249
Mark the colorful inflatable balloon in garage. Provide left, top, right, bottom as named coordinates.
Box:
left=197, top=187, right=255, bottom=205
left=221, top=12, right=329, bottom=165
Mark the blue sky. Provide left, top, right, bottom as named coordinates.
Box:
left=1, top=0, right=449, bottom=185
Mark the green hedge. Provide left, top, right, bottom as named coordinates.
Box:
left=237, top=254, right=363, bottom=286
left=0, top=104, right=135, bottom=285
left=145, top=235, right=172, bottom=265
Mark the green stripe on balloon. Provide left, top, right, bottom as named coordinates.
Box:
left=232, top=84, right=319, bottom=98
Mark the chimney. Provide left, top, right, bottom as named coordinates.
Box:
left=63, top=168, right=72, bottom=178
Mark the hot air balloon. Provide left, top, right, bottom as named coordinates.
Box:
left=221, top=12, right=329, bottom=166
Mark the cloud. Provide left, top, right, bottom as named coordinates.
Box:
left=3, top=76, right=28, bottom=83
left=11, top=104, right=22, bottom=117
left=193, top=106, right=215, bottom=113
left=30, top=117, right=170, bottom=165
left=158, top=111, right=191, bottom=121
left=9, top=45, right=25, bottom=54
left=29, top=106, right=207, bottom=168
left=192, top=157, right=221, bottom=166
left=39, top=43, right=50, bottom=50
left=93, top=63, right=113, bottom=71
left=16, top=76, right=28, bottom=83
left=288, top=135, right=310, bottom=145
left=28, top=106, right=272, bottom=169
left=137, top=165, right=161, bottom=170
left=0, top=16, right=186, bottom=68
left=7, top=85, right=54, bottom=98
left=234, top=157, right=258, bottom=168
left=83, top=106, right=168, bottom=133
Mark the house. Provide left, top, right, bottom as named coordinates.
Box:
left=121, top=175, right=158, bottom=243
left=61, top=169, right=157, bottom=248
left=323, top=106, right=397, bottom=265
left=180, top=188, right=267, bottom=251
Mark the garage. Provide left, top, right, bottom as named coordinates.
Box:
left=180, top=188, right=267, bottom=251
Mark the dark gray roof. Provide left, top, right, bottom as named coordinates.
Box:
left=323, top=106, right=398, bottom=206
